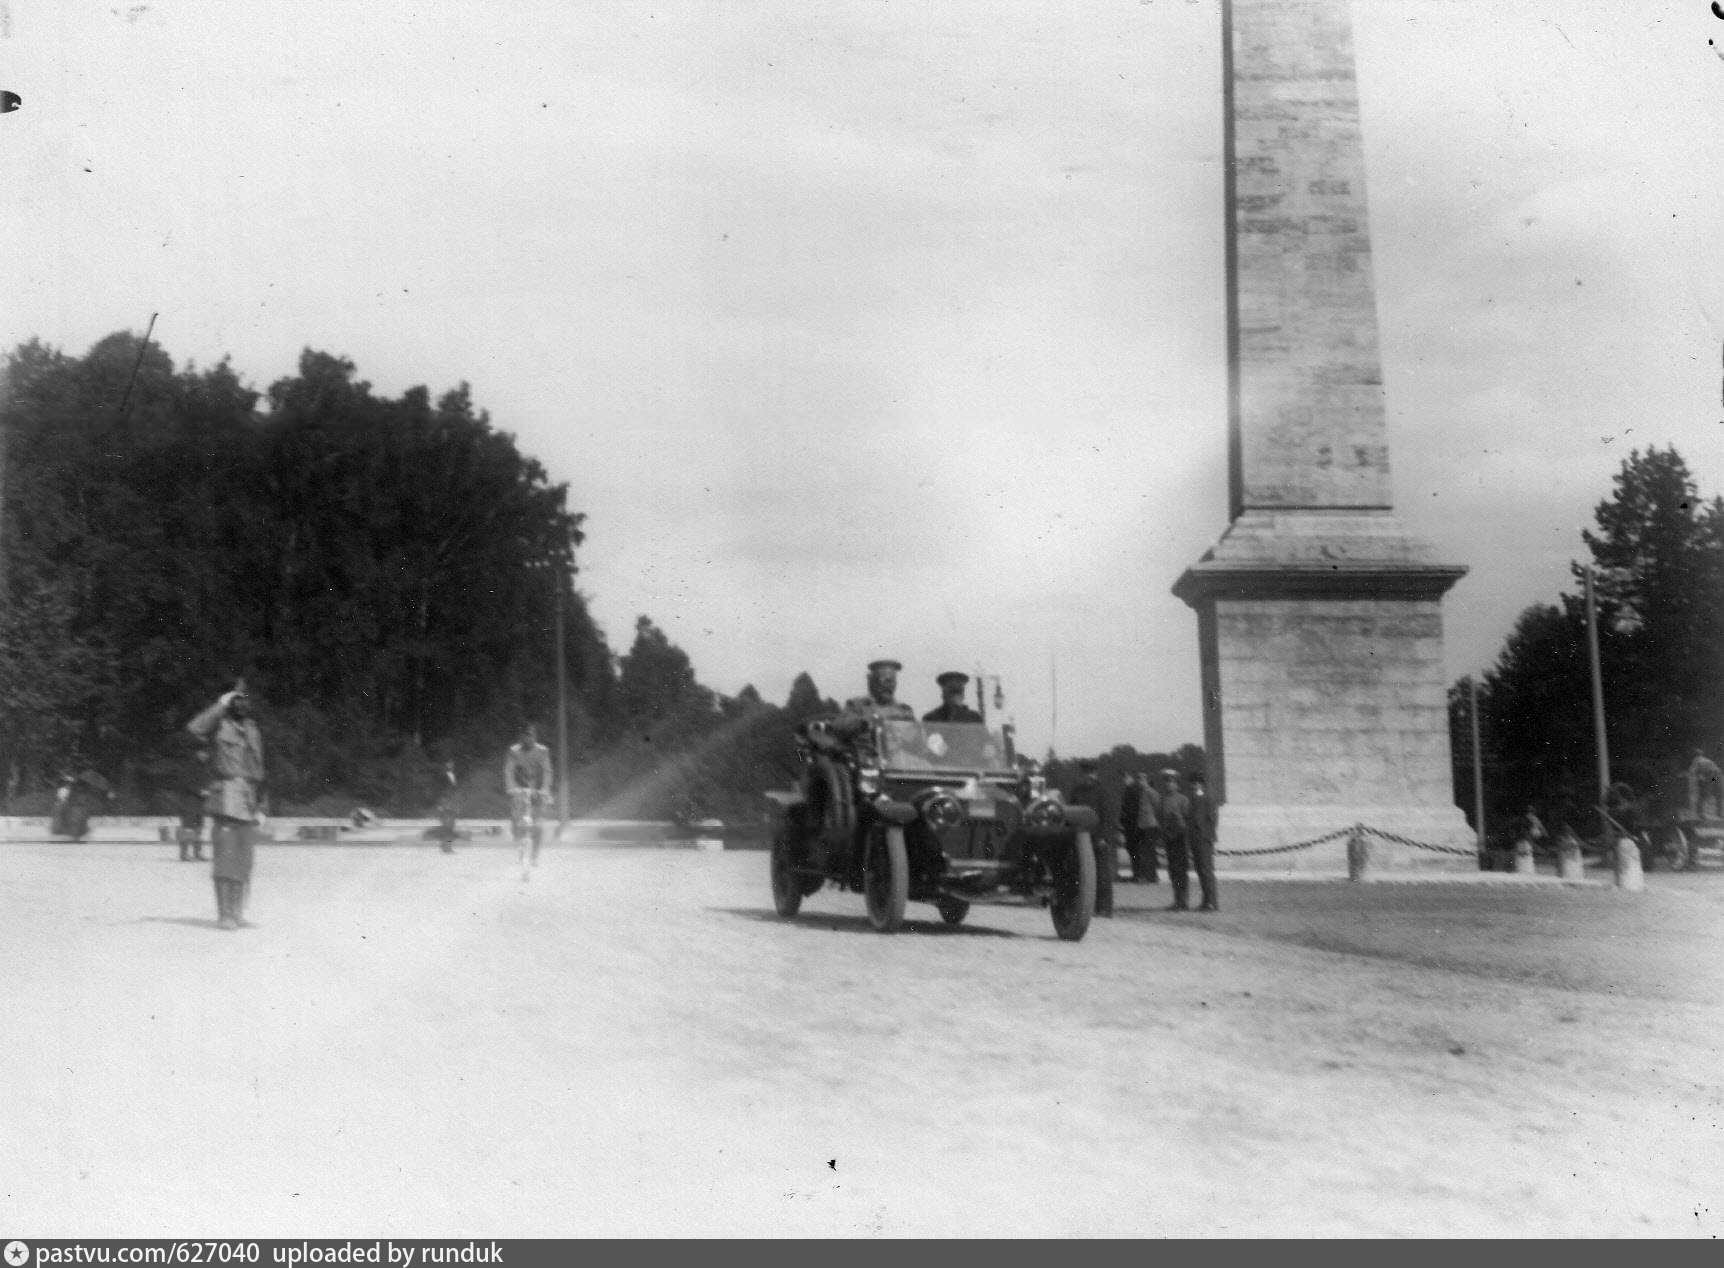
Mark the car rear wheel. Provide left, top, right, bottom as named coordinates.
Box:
left=1051, top=831, right=1096, bottom=942
left=864, top=826, right=908, bottom=933
left=770, top=826, right=804, bottom=918
left=935, top=895, right=970, bottom=926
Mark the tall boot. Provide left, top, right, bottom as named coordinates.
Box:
left=217, top=880, right=241, bottom=930
left=1167, top=881, right=1190, bottom=912
left=178, top=828, right=192, bottom=862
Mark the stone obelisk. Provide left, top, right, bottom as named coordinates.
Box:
left=1172, top=0, right=1473, bottom=869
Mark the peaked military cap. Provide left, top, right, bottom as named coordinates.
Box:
left=867, top=659, right=903, bottom=673
left=935, top=671, right=970, bottom=689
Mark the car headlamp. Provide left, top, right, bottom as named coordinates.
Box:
left=1024, top=796, right=1066, bottom=829
left=919, top=791, right=965, bottom=831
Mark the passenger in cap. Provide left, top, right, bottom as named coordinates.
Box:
left=923, top=671, right=982, bottom=723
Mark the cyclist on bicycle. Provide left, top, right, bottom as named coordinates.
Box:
left=505, top=722, right=555, bottom=875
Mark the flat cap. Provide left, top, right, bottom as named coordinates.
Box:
left=935, top=671, right=970, bottom=689
left=867, top=659, right=903, bottom=673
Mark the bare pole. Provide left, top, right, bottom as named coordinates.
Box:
left=114, top=312, right=158, bottom=427
left=1584, top=563, right=1611, bottom=825
left=553, top=558, right=571, bottom=827
left=1049, top=649, right=1058, bottom=757
left=1468, top=675, right=1485, bottom=850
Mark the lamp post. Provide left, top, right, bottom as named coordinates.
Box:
left=971, top=668, right=1005, bottom=726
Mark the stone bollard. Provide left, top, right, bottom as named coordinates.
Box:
left=1557, top=832, right=1584, bottom=882
left=1613, top=836, right=1644, bottom=892
left=1512, top=838, right=1536, bottom=875
left=694, top=818, right=725, bottom=851
left=1346, top=828, right=1369, bottom=882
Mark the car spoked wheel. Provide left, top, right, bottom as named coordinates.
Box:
left=935, top=895, right=970, bottom=927
left=864, top=826, right=908, bottom=933
left=771, top=826, right=804, bottom=918
left=1050, top=831, right=1096, bottom=942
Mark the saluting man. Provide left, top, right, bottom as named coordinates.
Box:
left=922, top=671, right=983, bottom=723
left=187, top=680, right=267, bottom=931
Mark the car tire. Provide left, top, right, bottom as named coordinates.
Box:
left=809, top=756, right=855, bottom=854
left=1051, top=831, right=1096, bottom=942
left=770, top=825, right=804, bottom=918
left=864, top=826, right=908, bottom=933
left=935, top=895, right=970, bottom=926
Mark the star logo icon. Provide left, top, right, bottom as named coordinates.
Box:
left=4, top=1242, right=30, bottom=1267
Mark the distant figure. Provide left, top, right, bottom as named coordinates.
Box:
left=1157, top=769, right=1193, bottom=912
left=922, top=671, right=982, bottom=724
left=1187, top=773, right=1219, bottom=913
left=505, top=722, right=554, bottom=877
left=187, top=682, right=267, bottom=931
left=1120, top=772, right=1160, bottom=884
left=1605, top=780, right=1642, bottom=837
left=50, top=763, right=113, bottom=842
left=175, top=732, right=211, bottom=862
left=1069, top=760, right=1116, bottom=918
left=436, top=759, right=460, bottom=854
left=1687, top=749, right=1723, bottom=821
left=1518, top=807, right=1547, bottom=847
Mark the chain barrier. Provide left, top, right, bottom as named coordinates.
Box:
left=1356, top=823, right=1478, bottom=857
left=1213, top=822, right=1479, bottom=858
left=1214, top=825, right=1354, bottom=857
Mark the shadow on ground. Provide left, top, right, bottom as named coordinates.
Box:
left=711, top=906, right=1019, bottom=938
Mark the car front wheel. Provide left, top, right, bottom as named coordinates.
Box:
left=864, top=826, right=909, bottom=933
left=1051, top=831, right=1096, bottom=942
left=770, top=826, right=805, bottom=917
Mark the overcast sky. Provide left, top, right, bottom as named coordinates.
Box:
left=4, top=0, right=1721, bottom=757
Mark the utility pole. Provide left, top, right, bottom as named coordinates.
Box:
left=1584, top=563, right=1611, bottom=825
left=1468, top=675, right=1485, bottom=851
left=553, top=558, right=571, bottom=827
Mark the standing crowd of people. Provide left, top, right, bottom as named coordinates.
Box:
left=1070, top=762, right=1219, bottom=917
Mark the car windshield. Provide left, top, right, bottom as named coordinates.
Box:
left=877, top=720, right=1014, bottom=774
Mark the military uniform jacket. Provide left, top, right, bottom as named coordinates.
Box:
left=187, top=702, right=265, bottom=822
left=1158, top=790, right=1191, bottom=839
left=1188, top=792, right=1217, bottom=844
left=922, top=702, right=982, bottom=723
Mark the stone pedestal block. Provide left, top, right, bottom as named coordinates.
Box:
left=1176, top=513, right=1473, bottom=870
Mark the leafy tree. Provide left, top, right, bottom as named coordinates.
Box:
left=1461, top=447, right=1724, bottom=833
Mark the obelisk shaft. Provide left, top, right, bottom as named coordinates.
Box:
left=1173, top=0, right=1472, bottom=869
left=1224, top=0, right=1390, bottom=518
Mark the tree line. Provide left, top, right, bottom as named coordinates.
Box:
left=0, top=332, right=856, bottom=822
left=1451, top=446, right=1724, bottom=842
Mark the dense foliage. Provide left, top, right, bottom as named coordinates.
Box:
left=1453, top=447, right=1724, bottom=838
left=0, top=334, right=838, bottom=822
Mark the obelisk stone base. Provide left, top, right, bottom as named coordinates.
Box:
left=1177, top=511, right=1475, bottom=872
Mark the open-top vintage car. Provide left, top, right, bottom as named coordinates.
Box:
left=767, top=716, right=1098, bottom=940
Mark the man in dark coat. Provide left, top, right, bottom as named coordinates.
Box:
left=1120, top=772, right=1160, bottom=884
left=922, top=671, right=983, bottom=723
left=1069, top=760, right=1116, bottom=918
left=1157, top=768, right=1193, bottom=911
left=1187, top=772, right=1219, bottom=912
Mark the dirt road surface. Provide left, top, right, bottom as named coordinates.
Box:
left=5, top=840, right=1721, bottom=1237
